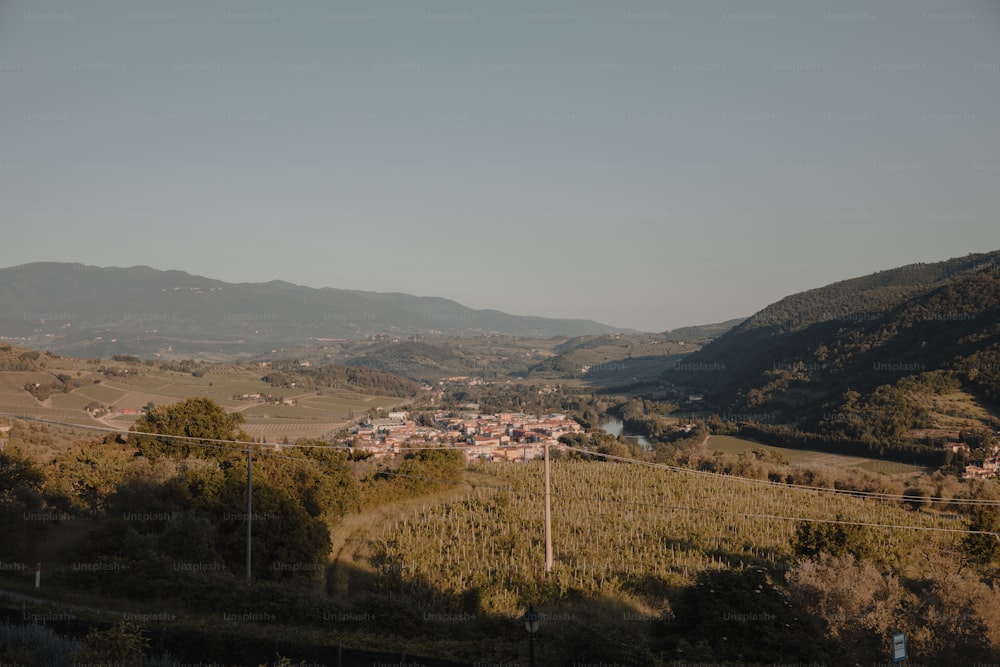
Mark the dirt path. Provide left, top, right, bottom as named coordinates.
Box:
left=0, top=586, right=122, bottom=619
left=326, top=470, right=499, bottom=600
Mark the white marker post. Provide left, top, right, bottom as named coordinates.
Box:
left=34, top=562, right=40, bottom=588
left=892, top=632, right=906, bottom=662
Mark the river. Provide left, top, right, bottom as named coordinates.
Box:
left=599, top=418, right=653, bottom=450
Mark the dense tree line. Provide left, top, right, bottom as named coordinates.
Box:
left=155, top=358, right=206, bottom=375
left=262, top=362, right=421, bottom=397
left=610, top=397, right=681, bottom=440
left=439, top=382, right=603, bottom=419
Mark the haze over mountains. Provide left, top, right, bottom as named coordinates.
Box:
left=3, top=250, right=998, bottom=429
left=0, top=263, right=634, bottom=357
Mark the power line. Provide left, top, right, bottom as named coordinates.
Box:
left=314, top=456, right=989, bottom=544
left=8, top=409, right=1000, bottom=508
left=375, top=466, right=1000, bottom=540
left=5, top=410, right=1000, bottom=536
left=560, top=445, right=1000, bottom=507
left=0, top=411, right=336, bottom=450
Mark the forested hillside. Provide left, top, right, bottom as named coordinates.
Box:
left=663, top=251, right=1000, bottom=462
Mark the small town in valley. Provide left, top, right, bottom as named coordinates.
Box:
left=346, top=410, right=584, bottom=462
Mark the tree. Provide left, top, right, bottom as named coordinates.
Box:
left=254, top=445, right=360, bottom=523
left=395, top=447, right=465, bottom=494
left=961, top=482, right=1000, bottom=568
left=0, top=447, right=46, bottom=558
left=786, top=553, right=909, bottom=662
left=130, top=397, right=247, bottom=460
left=210, top=464, right=331, bottom=579
left=913, top=570, right=1000, bottom=660
left=793, top=517, right=879, bottom=562
left=45, top=436, right=135, bottom=515
left=0, top=446, right=43, bottom=506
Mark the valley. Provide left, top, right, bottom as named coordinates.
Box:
left=1, top=250, right=999, bottom=665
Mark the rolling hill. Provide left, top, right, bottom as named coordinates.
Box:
left=244, top=325, right=739, bottom=387
left=660, top=249, right=1000, bottom=461
left=0, top=263, right=632, bottom=358
left=0, top=342, right=413, bottom=446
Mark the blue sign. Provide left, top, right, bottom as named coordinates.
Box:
left=892, top=632, right=906, bottom=661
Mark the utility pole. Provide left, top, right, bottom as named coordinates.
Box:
left=544, top=441, right=553, bottom=573
left=246, top=443, right=253, bottom=582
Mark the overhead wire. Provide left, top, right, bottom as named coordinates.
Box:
left=378, top=464, right=1000, bottom=540
left=3, top=411, right=1000, bottom=538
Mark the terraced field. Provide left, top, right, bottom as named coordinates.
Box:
left=0, top=358, right=407, bottom=444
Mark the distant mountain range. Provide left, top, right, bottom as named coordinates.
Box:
left=0, top=263, right=633, bottom=358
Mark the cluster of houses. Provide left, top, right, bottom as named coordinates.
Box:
left=84, top=405, right=138, bottom=418
left=963, top=453, right=1000, bottom=479
left=234, top=392, right=296, bottom=405
left=349, top=411, right=583, bottom=462
left=940, top=437, right=1000, bottom=479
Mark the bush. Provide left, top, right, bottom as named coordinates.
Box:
left=0, top=620, right=81, bottom=667
left=793, top=517, right=880, bottom=562
left=74, top=620, right=148, bottom=667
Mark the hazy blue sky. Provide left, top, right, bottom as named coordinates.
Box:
left=2, top=0, right=999, bottom=332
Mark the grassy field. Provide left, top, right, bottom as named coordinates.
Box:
left=72, top=382, right=129, bottom=404
left=0, top=372, right=57, bottom=394
left=707, top=434, right=928, bottom=475
left=919, top=388, right=1000, bottom=432
left=0, top=359, right=407, bottom=445
left=853, top=459, right=929, bottom=475
left=298, top=394, right=382, bottom=410
left=2, top=405, right=104, bottom=427
left=241, top=403, right=332, bottom=419
left=47, top=392, right=94, bottom=410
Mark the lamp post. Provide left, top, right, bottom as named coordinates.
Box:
left=521, top=605, right=541, bottom=667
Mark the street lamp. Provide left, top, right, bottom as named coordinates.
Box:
left=521, top=605, right=541, bottom=667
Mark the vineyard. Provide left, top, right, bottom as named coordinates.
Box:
left=374, top=459, right=959, bottom=609
left=357, top=455, right=990, bottom=663
left=3, top=401, right=999, bottom=664
left=3, top=381, right=999, bottom=664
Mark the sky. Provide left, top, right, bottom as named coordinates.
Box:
left=1, top=0, right=999, bottom=332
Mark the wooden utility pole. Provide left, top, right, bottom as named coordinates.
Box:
left=544, top=441, right=553, bottom=573
left=246, top=443, right=253, bottom=582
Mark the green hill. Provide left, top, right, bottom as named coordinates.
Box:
left=661, top=250, right=1000, bottom=462
left=522, top=323, right=739, bottom=384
